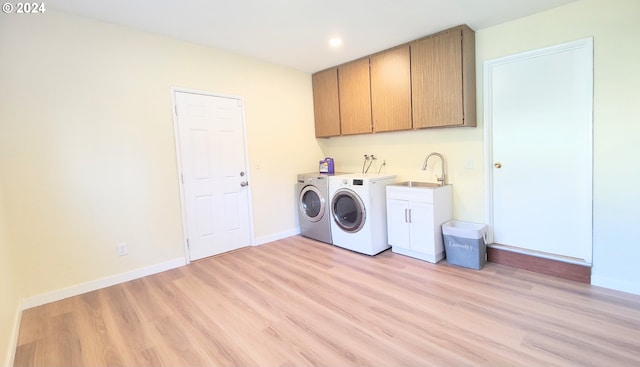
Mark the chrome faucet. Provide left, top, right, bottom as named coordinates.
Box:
left=422, top=152, right=446, bottom=185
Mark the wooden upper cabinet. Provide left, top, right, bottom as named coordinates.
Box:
left=411, top=25, right=476, bottom=128
left=338, top=58, right=372, bottom=135
left=312, top=67, right=341, bottom=137
left=370, top=46, right=412, bottom=132
left=311, top=24, right=477, bottom=137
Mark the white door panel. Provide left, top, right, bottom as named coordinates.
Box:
left=174, top=91, right=252, bottom=261
left=485, top=39, right=593, bottom=263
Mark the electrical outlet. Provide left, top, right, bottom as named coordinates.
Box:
left=117, top=242, right=128, bottom=256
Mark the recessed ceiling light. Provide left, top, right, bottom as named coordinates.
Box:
left=329, top=37, right=343, bottom=48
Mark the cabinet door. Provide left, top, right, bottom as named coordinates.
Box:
left=411, top=26, right=476, bottom=128
left=387, top=199, right=410, bottom=249
left=409, top=201, right=435, bottom=255
left=370, top=46, right=412, bottom=132
left=312, top=68, right=341, bottom=137
left=338, top=58, right=372, bottom=135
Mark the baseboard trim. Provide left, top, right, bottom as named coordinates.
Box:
left=21, top=257, right=186, bottom=310
left=487, top=246, right=591, bottom=283
left=254, top=228, right=300, bottom=246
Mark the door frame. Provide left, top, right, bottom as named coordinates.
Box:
left=170, top=86, right=255, bottom=263
left=483, top=38, right=594, bottom=259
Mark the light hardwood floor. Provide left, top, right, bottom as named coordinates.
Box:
left=14, top=236, right=640, bottom=366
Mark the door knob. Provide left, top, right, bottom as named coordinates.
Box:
left=240, top=181, right=249, bottom=187
left=494, top=163, right=502, bottom=169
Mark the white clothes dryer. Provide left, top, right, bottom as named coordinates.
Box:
left=329, top=173, right=397, bottom=255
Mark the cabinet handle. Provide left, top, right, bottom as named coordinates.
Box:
left=404, top=208, right=408, bottom=223
left=408, top=209, right=412, bottom=223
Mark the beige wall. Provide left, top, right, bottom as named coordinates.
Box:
left=0, top=9, right=322, bottom=304
left=321, top=0, right=640, bottom=294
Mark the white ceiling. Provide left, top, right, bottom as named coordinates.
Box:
left=46, top=0, right=578, bottom=73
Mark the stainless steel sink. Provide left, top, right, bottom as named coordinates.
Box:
left=393, top=181, right=442, bottom=188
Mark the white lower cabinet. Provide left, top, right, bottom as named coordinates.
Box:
left=386, top=185, right=452, bottom=263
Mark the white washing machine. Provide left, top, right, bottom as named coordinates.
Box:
left=329, top=173, right=397, bottom=255
left=297, top=172, right=346, bottom=244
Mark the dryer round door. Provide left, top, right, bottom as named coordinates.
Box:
left=299, top=185, right=326, bottom=222
left=331, top=189, right=366, bottom=233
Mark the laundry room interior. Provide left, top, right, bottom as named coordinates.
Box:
left=2, top=0, right=640, bottom=366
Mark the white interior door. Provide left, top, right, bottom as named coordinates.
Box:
left=485, top=39, right=593, bottom=264
left=173, top=90, right=253, bottom=261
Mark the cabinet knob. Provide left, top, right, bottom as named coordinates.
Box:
left=494, top=163, right=502, bottom=169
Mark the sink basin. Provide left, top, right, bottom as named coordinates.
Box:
left=393, top=181, right=442, bottom=188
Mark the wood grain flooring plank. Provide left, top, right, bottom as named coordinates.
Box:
left=210, top=253, right=354, bottom=366
left=15, top=307, right=47, bottom=347
left=73, top=291, right=125, bottom=367
left=145, top=270, right=256, bottom=366
left=12, top=339, right=38, bottom=367
left=214, top=249, right=386, bottom=366
left=245, top=242, right=516, bottom=366
left=172, top=274, right=283, bottom=366
left=223, top=245, right=435, bottom=366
